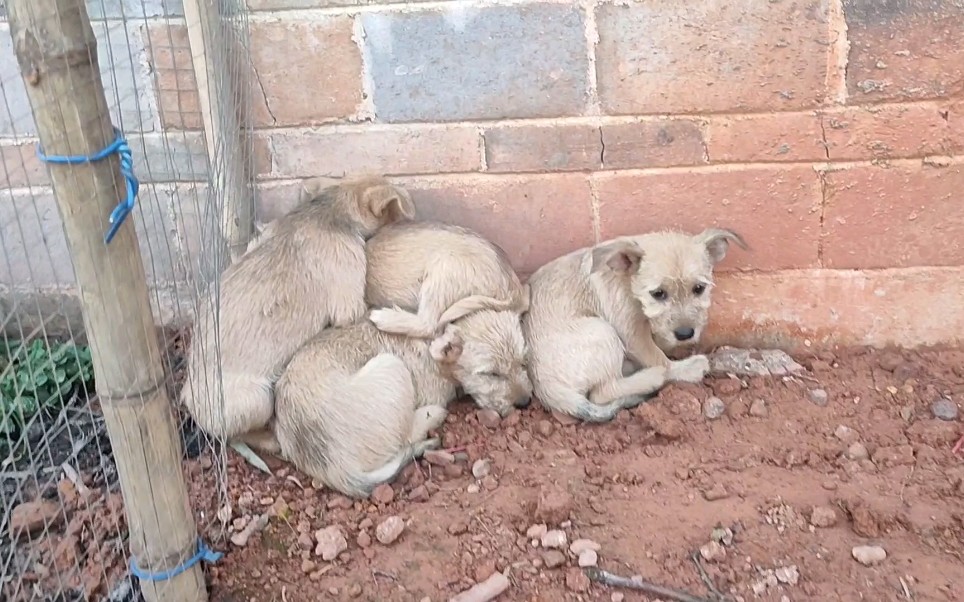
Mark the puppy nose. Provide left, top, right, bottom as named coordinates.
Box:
left=673, top=327, right=695, bottom=341
left=514, top=395, right=532, bottom=409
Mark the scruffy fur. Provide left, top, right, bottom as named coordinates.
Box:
left=180, top=177, right=415, bottom=452
left=274, top=310, right=527, bottom=498
left=524, top=228, right=747, bottom=422
left=364, top=220, right=533, bottom=415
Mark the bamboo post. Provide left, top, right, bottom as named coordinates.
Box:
left=182, top=0, right=254, bottom=267
left=7, top=1, right=209, bottom=600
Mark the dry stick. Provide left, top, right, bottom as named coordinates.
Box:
left=690, top=551, right=732, bottom=602
left=584, top=567, right=716, bottom=602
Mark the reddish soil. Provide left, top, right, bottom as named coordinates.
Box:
left=187, top=345, right=964, bottom=602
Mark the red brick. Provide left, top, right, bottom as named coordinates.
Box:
left=594, top=166, right=822, bottom=271
left=144, top=24, right=202, bottom=130
left=265, top=126, right=480, bottom=179
left=483, top=124, right=602, bottom=173
left=822, top=102, right=963, bottom=161
left=1, top=144, right=47, bottom=188
left=703, top=267, right=964, bottom=350
left=395, top=175, right=594, bottom=276
left=844, top=0, right=964, bottom=102
left=822, top=163, right=964, bottom=269
left=595, top=2, right=829, bottom=114
left=706, top=113, right=826, bottom=163
left=601, top=120, right=706, bottom=169
left=249, top=18, right=363, bottom=126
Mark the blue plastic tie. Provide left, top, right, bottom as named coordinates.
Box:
left=129, top=538, right=223, bottom=583
left=36, top=127, right=140, bottom=244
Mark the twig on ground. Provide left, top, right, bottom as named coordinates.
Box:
left=690, top=550, right=730, bottom=601
left=899, top=576, right=913, bottom=600
left=583, top=567, right=716, bottom=602
left=61, top=462, right=91, bottom=498
left=372, top=569, right=397, bottom=581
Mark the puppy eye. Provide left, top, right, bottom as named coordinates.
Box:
left=692, top=283, right=706, bottom=296
left=479, top=371, right=499, bottom=378
left=650, top=289, right=667, bottom=301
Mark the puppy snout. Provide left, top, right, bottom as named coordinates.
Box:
left=673, top=327, right=695, bottom=341
left=514, top=394, right=532, bottom=409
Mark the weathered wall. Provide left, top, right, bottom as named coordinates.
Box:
left=2, top=0, right=963, bottom=349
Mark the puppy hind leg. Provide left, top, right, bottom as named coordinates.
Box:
left=409, top=405, right=448, bottom=442
left=368, top=269, right=454, bottom=339
left=589, top=365, right=668, bottom=408
left=344, top=438, right=441, bottom=498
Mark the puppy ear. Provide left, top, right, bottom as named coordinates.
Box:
left=298, top=176, right=341, bottom=204
left=430, top=325, right=463, bottom=364
left=696, top=228, right=748, bottom=264
left=364, top=184, right=416, bottom=222
left=590, top=240, right=643, bottom=275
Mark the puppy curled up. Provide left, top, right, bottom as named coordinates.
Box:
left=179, top=176, right=415, bottom=455
left=524, top=229, right=747, bottom=422
left=274, top=310, right=527, bottom=498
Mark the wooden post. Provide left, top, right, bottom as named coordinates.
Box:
left=182, top=0, right=254, bottom=267
left=7, top=1, right=209, bottom=601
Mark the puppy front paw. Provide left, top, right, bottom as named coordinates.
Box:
left=668, top=354, right=710, bottom=383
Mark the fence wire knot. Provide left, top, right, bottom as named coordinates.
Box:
left=129, top=538, right=223, bottom=583
left=35, top=127, right=139, bottom=244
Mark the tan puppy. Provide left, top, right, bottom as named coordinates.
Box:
left=524, top=229, right=746, bottom=422
left=180, top=177, right=415, bottom=455
left=365, top=221, right=529, bottom=339
left=274, top=310, right=527, bottom=498
left=364, top=221, right=533, bottom=415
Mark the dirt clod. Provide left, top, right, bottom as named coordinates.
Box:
left=852, top=545, right=887, bottom=566
left=9, top=500, right=63, bottom=539
left=375, top=516, right=405, bottom=545
left=314, top=526, right=348, bottom=560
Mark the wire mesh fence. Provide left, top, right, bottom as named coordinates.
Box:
left=0, top=0, right=255, bottom=599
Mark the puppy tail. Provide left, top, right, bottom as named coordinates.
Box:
left=339, top=438, right=441, bottom=498
left=540, top=389, right=651, bottom=424
left=437, top=286, right=529, bottom=326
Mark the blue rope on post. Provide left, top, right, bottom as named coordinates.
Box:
left=36, top=127, right=140, bottom=244
left=129, top=538, right=223, bottom=583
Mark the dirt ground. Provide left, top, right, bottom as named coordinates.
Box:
left=181, top=345, right=964, bottom=602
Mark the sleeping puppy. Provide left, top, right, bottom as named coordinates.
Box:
left=180, top=176, right=414, bottom=463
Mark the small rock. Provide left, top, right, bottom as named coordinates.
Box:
left=541, top=529, right=567, bottom=549
left=356, top=531, right=371, bottom=548
left=852, top=545, right=886, bottom=566
left=808, top=388, right=829, bottom=406
left=423, top=450, right=455, bottom=465
left=809, top=506, right=838, bottom=528
left=408, top=485, right=430, bottom=503
left=749, top=399, right=768, bottom=417
left=774, top=565, right=799, bottom=586
left=466, top=483, right=481, bottom=494
left=477, top=409, right=502, bottom=429
left=301, top=559, right=316, bottom=574
left=702, top=483, right=729, bottom=501
left=297, top=533, right=314, bottom=550
left=710, top=527, right=734, bottom=546
left=845, top=442, right=869, bottom=461
left=347, top=583, right=363, bottom=598
left=878, top=353, right=902, bottom=372
left=551, top=410, right=581, bottom=426
left=481, top=475, right=499, bottom=491
left=314, top=526, right=348, bottom=560
left=709, top=346, right=804, bottom=377
left=231, top=513, right=269, bottom=547
left=534, top=486, right=573, bottom=524
left=577, top=549, right=598, bottom=567
left=699, top=541, right=726, bottom=563
left=375, top=516, right=405, bottom=545
left=526, top=524, right=548, bottom=539
left=450, top=572, right=510, bottom=602
left=9, top=500, right=63, bottom=538
left=327, top=496, right=353, bottom=510
left=444, top=463, right=464, bottom=478
left=371, top=484, right=395, bottom=505
left=473, top=559, right=498, bottom=582
left=611, top=594, right=625, bottom=602
left=834, top=425, right=856, bottom=442
left=448, top=521, right=469, bottom=535
left=472, top=459, right=492, bottom=479
left=931, top=398, right=959, bottom=421
left=703, top=396, right=726, bottom=420
left=569, top=539, right=601, bottom=555
left=536, top=420, right=554, bottom=436
left=565, top=568, right=591, bottom=592
left=542, top=550, right=567, bottom=568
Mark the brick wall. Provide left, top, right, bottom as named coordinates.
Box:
left=2, top=0, right=963, bottom=349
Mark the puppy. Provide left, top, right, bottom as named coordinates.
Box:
left=363, top=220, right=533, bottom=416
left=365, top=221, right=529, bottom=340
left=524, top=229, right=746, bottom=422
left=180, top=177, right=415, bottom=456
left=274, top=309, right=527, bottom=498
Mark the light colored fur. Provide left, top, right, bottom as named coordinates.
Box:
left=523, top=228, right=747, bottom=422
left=274, top=310, right=527, bottom=498
left=365, top=221, right=530, bottom=339
left=179, top=176, right=415, bottom=452
left=363, top=220, right=533, bottom=416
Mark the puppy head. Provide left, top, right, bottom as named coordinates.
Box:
left=430, top=310, right=532, bottom=417
left=307, top=176, right=416, bottom=238
left=635, top=228, right=746, bottom=352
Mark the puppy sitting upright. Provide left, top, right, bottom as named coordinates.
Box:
left=524, top=229, right=746, bottom=422
left=180, top=177, right=415, bottom=458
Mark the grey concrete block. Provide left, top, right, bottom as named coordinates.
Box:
left=133, top=131, right=209, bottom=182
left=0, top=21, right=156, bottom=136
left=0, top=184, right=181, bottom=287
left=362, top=5, right=589, bottom=122
left=86, top=0, right=184, bottom=20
